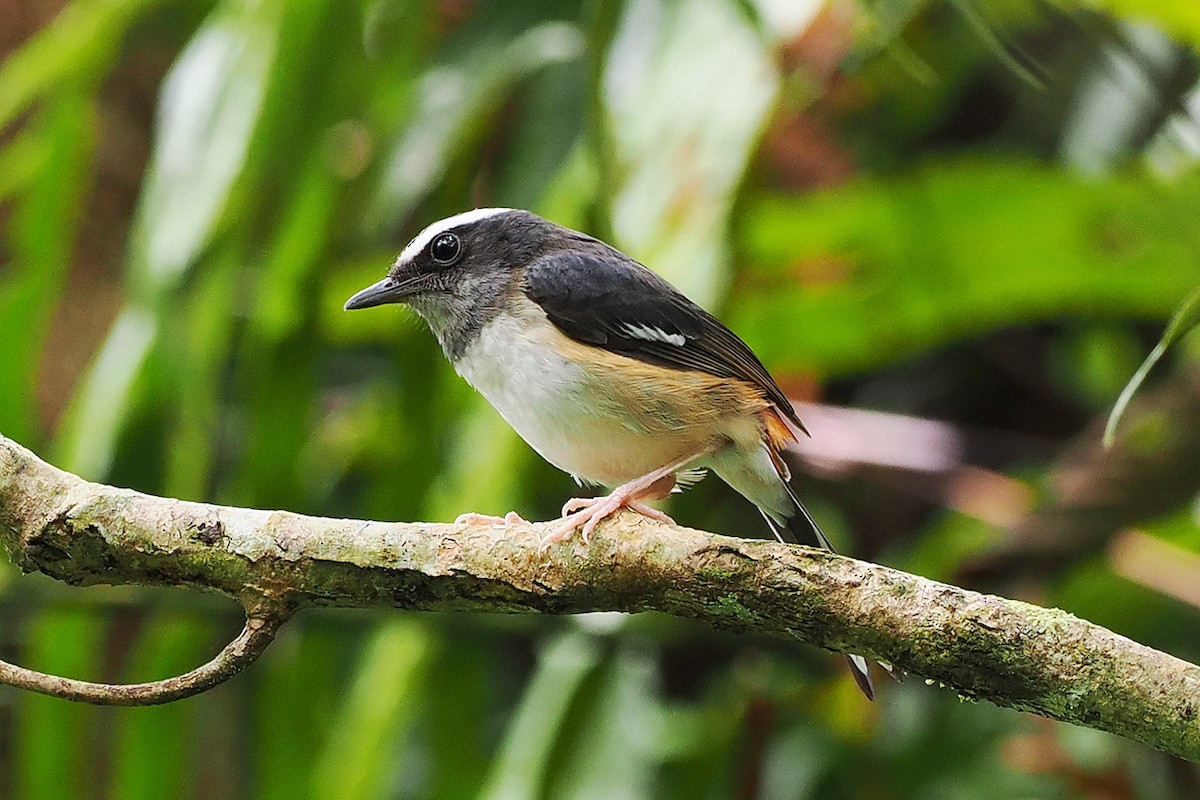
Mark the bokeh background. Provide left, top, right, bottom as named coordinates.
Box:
left=2, top=0, right=1200, bottom=797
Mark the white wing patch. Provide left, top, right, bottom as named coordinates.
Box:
left=619, top=322, right=686, bottom=347
left=397, top=207, right=514, bottom=264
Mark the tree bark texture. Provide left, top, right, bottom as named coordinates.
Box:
left=1, top=435, right=1197, bottom=759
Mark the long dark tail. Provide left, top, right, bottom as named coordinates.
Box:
left=774, top=481, right=835, bottom=550
left=762, top=485, right=879, bottom=701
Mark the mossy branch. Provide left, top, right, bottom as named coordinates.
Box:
left=1, top=435, right=1198, bottom=758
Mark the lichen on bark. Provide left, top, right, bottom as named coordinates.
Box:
left=1, top=435, right=1199, bottom=758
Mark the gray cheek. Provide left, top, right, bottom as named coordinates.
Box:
left=406, top=268, right=514, bottom=361
left=414, top=293, right=487, bottom=362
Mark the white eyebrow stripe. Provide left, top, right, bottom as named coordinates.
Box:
left=397, top=207, right=515, bottom=263
left=620, top=322, right=686, bottom=346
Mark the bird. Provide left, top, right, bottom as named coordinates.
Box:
left=344, top=207, right=877, bottom=699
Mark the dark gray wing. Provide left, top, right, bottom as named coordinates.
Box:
left=522, top=247, right=805, bottom=433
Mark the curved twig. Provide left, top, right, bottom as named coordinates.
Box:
left=0, top=613, right=286, bottom=705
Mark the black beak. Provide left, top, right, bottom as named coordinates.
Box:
left=344, top=276, right=410, bottom=311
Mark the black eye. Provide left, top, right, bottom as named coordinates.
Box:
left=429, top=233, right=461, bottom=265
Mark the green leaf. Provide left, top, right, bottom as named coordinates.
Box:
left=363, top=20, right=584, bottom=233
left=1083, top=0, right=1200, bottom=47
left=108, top=614, right=216, bottom=800
left=944, top=0, right=1046, bottom=89
left=54, top=305, right=157, bottom=479
left=543, top=645, right=660, bottom=800
left=477, top=632, right=604, bottom=800
left=128, top=0, right=282, bottom=295
left=733, top=159, right=1200, bottom=376
left=13, top=608, right=106, bottom=800
left=420, top=637, right=495, bottom=800
left=0, top=128, right=51, bottom=201
left=163, top=246, right=241, bottom=500
left=249, top=161, right=340, bottom=343
left=54, top=0, right=285, bottom=480
left=605, top=0, right=778, bottom=306
left=254, top=622, right=346, bottom=800
left=0, top=0, right=155, bottom=129
left=309, top=620, right=434, bottom=800
left=0, top=92, right=93, bottom=443
left=1104, top=284, right=1200, bottom=447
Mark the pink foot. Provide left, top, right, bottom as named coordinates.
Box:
left=454, top=511, right=527, bottom=530
left=540, top=495, right=676, bottom=550
left=537, top=450, right=712, bottom=551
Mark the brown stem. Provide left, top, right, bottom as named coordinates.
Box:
left=0, top=613, right=285, bottom=705
left=1, top=434, right=1199, bottom=759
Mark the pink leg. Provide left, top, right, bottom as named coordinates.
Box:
left=560, top=496, right=673, bottom=523
left=541, top=450, right=712, bottom=549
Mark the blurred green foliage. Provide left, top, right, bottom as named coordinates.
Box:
left=1, top=0, right=1199, bottom=797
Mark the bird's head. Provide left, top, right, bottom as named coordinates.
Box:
left=344, top=207, right=549, bottom=354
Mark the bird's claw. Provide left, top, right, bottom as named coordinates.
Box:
left=560, top=497, right=592, bottom=516
left=625, top=500, right=675, bottom=525
left=453, top=511, right=527, bottom=530
left=537, top=512, right=585, bottom=552
left=539, top=496, right=676, bottom=550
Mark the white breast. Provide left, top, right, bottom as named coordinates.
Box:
left=454, top=310, right=697, bottom=486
